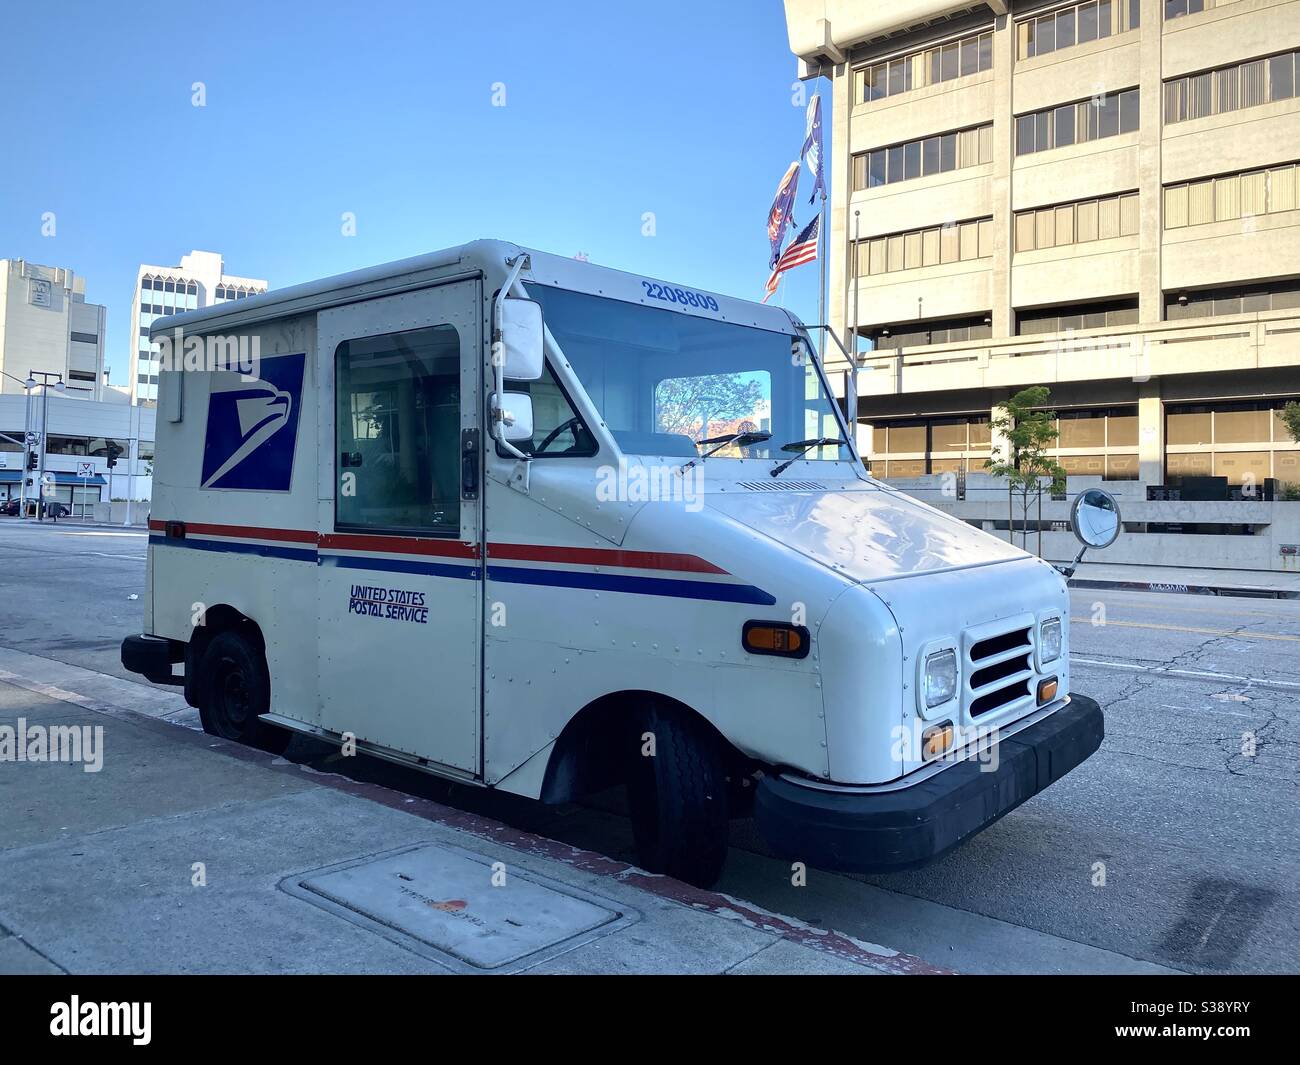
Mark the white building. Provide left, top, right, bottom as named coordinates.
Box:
left=0, top=391, right=155, bottom=518
left=0, top=259, right=107, bottom=401
left=129, top=250, right=266, bottom=405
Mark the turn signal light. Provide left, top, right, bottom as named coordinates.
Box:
left=742, top=622, right=810, bottom=659
left=1037, top=677, right=1059, bottom=704
left=922, top=722, right=954, bottom=761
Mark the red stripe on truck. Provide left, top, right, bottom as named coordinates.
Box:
left=487, top=542, right=728, bottom=574
left=148, top=520, right=729, bottom=574
left=147, top=519, right=317, bottom=543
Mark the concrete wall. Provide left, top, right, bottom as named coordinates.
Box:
left=892, top=471, right=1300, bottom=573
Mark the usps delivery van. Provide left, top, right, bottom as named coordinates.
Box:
left=122, top=240, right=1107, bottom=887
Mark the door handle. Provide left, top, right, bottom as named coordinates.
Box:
left=461, top=428, right=479, bottom=500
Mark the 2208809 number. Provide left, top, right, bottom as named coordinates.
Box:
left=641, top=280, right=719, bottom=312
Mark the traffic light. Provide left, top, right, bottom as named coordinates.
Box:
left=26, top=450, right=37, bottom=471
left=106, top=441, right=122, bottom=469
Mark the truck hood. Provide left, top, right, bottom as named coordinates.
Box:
left=706, top=484, right=1025, bottom=584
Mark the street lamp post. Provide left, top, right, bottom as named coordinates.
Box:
left=0, top=369, right=38, bottom=519
left=27, top=370, right=66, bottom=523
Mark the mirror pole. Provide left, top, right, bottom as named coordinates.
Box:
left=492, top=255, right=531, bottom=463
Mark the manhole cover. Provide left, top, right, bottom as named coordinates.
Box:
left=281, top=843, right=637, bottom=973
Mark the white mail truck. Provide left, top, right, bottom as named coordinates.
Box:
left=123, top=240, right=1108, bottom=887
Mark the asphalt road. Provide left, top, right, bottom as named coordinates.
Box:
left=2, top=517, right=1297, bottom=973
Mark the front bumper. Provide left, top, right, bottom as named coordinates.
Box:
left=121, top=634, right=184, bottom=686
left=755, top=694, right=1103, bottom=874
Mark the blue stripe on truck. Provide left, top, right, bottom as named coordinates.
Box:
left=148, top=534, right=318, bottom=563
left=487, top=564, right=777, bottom=605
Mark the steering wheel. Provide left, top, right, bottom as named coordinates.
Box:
left=534, top=416, right=585, bottom=455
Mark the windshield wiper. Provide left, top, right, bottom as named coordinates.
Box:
left=679, top=431, right=772, bottom=473
left=769, top=437, right=846, bottom=478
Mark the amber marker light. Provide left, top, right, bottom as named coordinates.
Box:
left=741, top=621, right=811, bottom=659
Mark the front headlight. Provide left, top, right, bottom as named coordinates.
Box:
left=923, top=649, right=958, bottom=708
left=1039, top=617, right=1062, bottom=664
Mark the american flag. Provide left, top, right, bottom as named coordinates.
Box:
left=762, top=215, right=819, bottom=303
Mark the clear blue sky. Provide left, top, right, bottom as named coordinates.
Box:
left=0, top=0, right=831, bottom=385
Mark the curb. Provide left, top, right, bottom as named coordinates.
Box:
left=0, top=519, right=148, bottom=531
left=1068, top=576, right=1300, bottom=601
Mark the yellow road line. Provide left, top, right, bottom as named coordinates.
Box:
left=1070, top=617, right=1300, bottom=643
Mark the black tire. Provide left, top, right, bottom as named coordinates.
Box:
left=625, top=705, right=729, bottom=888
left=197, top=630, right=291, bottom=754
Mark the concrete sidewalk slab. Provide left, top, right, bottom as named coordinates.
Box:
left=1069, top=561, right=1300, bottom=600
left=0, top=667, right=942, bottom=975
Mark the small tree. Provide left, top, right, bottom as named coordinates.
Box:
left=984, top=386, right=1066, bottom=553
left=1283, top=403, right=1300, bottom=500
left=1282, top=401, right=1300, bottom=445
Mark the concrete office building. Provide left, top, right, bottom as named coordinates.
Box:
left=0, top=260, right=107, bottom=401
left=128, top=250, right=266, bottom=405
left=783, top=0, right=1300, bottom=494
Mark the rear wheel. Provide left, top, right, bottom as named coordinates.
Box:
left=197, top=631, right=291, bottom=754
left=625, top=705, right=729, bottom=888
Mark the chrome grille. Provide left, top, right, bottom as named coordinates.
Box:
left=965, top=623, right=1034, bottom=719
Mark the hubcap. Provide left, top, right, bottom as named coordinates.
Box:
left=217, top=657, right=252, bottom=730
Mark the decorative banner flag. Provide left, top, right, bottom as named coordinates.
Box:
left=766, top=161, right=801, bottom=269
left=801, top=94, right=826, bottom=203
left=762, top=214, right=820, bottom=303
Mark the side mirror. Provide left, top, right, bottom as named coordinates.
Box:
left=492, top=392, right=534, bottom=444
left=1070, top=488, right=1121, bottom=550
left=499, top=299, right=544, bottom=381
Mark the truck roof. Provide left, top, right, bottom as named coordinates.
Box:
left=149, top=238, right=801, bottom=342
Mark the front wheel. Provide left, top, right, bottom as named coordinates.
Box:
left=625, top=706, right=729, bottom=888
left=197, top=631, right=291, bottom=755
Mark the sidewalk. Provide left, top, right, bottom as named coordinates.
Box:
left=0, top=650, right=938, bottom=976
left=1069, top=560, right=1300, bottom=600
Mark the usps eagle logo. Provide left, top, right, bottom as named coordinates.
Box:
left=200, top=353, right=306, bottom=491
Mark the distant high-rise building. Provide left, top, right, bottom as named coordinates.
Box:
left=129, top=251, right=267, bottom=405
left=0, top=259, right=107, bottom=400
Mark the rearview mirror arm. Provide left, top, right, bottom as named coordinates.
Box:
left=1055, top=543, right=1089, bottom=580
left=492, top=255, right=532, bottom=463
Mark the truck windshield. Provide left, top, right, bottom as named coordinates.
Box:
left=524, top=284, right=850, bottom=462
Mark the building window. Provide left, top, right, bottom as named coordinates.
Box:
left=1166, top=400, right=1300, bottom=486
left=865, top=414, right=993, bottom=479
left=1164, top=50, right=1299, bottom=124
left=68, top=370, right=97, bottom=382
left=868, top=314, right=993, bottom=352
left=856, top=28, right=993, bottom=104
left=1016, top=89, right=1138, bottom=154
left=1165, top=279, right=1300, bottom=320
left=1014, top=191, right=1138, bottom=251
left=854, top=217, right=992, bottom=276
left=854, top=124, right=992, bottom=189
left=1165, top=162, right=1298, bottom=229
left=1016, top=299, right=1139, bottom=334
left=1017, top=0, right=1138, bottom=60
left=1163, top=0, right=1205, bottom=18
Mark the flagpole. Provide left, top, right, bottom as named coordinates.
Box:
left=817, top=187, right=827, bottom=350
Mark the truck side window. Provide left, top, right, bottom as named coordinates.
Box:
left=335, top=325, right=461, bottom=534
left=508, top=361, right=597, bottom=458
